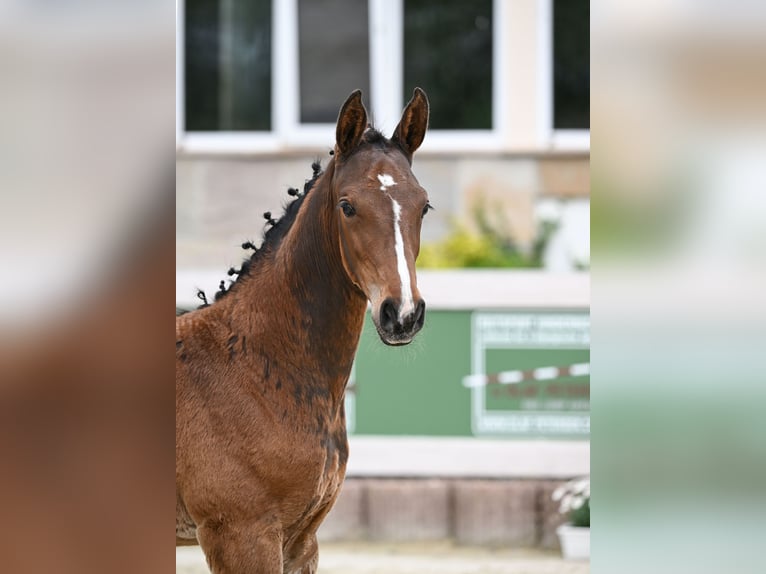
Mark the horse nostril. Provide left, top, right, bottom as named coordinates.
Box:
left=380, top=298, right=399, bottom=333
left=413, top=299, right=426, bottom=330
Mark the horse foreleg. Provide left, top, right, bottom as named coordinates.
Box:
left=197, top=519, right=283, bottom=574
left=291, top=553, right=318, bottom=574
left=297, top=550, right=318, bottom=574
left=284, top=534, right=318, bottom=574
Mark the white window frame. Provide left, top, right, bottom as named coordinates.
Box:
left=177, top=0, right=281, bottom=153
left=275, top=0, right=391, bottom=148
left=537, top=0, right=590, bottom=151
left=177, top=0, right=507, bottom=154
left=386, top=0, right=507, bottom=153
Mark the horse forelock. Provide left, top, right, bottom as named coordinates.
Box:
left=361, top=127, right=413, bottom=160
left=358, top=127, right=407, bottom=157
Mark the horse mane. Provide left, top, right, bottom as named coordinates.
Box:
left=189, top=127, right=398, bottom=311
left=190, top=159, right=324, bottom=310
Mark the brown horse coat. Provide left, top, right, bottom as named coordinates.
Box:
left=176, top=89, right=430, bottom=574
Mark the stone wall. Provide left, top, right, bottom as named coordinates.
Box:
left=317, top=478, right=570, bottom=550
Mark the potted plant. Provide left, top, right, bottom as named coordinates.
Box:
left=553, top=476, right=590, bottom=560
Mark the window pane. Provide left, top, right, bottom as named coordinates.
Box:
left=299, top=0, right=370, bottom=124
left=185, top=0, right=272, bottom=131
left=553, top=0, right=589, bottom=130
left=404, top=0, right=493, bottom=130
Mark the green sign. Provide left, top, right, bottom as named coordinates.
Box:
left=469, top=313, right=590, bottom=437
left=349, top=310, right=590, bottom=439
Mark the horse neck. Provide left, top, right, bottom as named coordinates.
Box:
left=222, top=160, right=367, bottom=400
left=279, top=159, right=367, bottom=342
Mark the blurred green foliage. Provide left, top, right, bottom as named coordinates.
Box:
left=417, top=195, right=557, bottom=269
left=590, top=173, right=689, bottom=257
left=570, top=498, right=590, bottom=528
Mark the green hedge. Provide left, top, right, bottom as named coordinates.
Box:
left=418, top=197, right=557, bottom=269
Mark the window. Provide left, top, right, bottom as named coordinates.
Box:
left=403, top=0, right=493, bottom=130
left=539, top=0, right=590, bottom=148
left=184, top=0, right=272, bottom=132
left=179, top=0, right=506, bottom=152
left=553, top=0, right=589, bottom=130
left=298, top=0, right=371, bottom=124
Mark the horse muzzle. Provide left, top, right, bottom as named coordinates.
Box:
left=374, top=297, right=426, bottom=346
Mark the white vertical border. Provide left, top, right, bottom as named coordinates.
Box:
left=273, top=0, right=297, bottom=144
left=491, top=0, right=508, bottom=147
left=470, top=312, right=486, bottom=437
left=369, top=0, right=403, bottom=134
left=537, top=0, right=590, bottom=151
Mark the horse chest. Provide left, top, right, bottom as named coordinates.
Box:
left=278, top=429, right=346, bottom=538
left=288, top=427, right=346, bottom=492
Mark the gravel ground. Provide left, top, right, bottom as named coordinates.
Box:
left=177, top=542, right=589, bottom=574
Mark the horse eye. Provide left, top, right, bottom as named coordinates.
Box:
left=422, top=202, right=433, bottom=218
left=339, top=200, right=356, bottom=217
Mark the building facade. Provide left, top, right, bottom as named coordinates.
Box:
left=176, top=0, right=589, bottom=273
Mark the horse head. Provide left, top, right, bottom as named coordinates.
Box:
left=331, top=88, right=431, bottom=346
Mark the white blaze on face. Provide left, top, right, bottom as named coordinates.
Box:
left=377, top=173, right=415, bottom=320
left=377, top=173, right=395, bottom=191
left=391, top=199, right=415, bottom=320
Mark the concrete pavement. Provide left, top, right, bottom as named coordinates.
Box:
left=177, top=542, right=589, bottom=574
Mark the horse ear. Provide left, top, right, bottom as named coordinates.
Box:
left=392, top=87, right=429, bottom=160
left=335, top=90, right=368, bottom=157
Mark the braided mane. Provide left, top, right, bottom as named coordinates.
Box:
left=194, top=128, right=395, bottom=309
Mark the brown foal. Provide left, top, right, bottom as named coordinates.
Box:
left=176, top=89, right=431, bottom=573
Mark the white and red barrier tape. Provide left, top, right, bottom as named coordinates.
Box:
left=462, top=363, right=590, bottom=388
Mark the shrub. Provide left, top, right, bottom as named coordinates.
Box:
left=417, top=195, right=557, bottom=269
